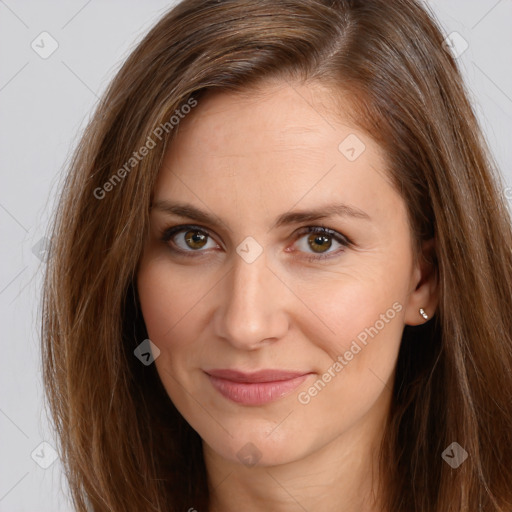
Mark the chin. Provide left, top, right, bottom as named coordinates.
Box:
left=200, top=422, right=315, bottom=468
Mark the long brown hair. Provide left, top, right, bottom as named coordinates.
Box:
left=41, top=0, right=512, bottom=510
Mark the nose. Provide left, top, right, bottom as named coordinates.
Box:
left=213, top=248, right=289, bottom=351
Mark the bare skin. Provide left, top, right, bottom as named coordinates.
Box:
left=136, top=80, right=438, bottom=511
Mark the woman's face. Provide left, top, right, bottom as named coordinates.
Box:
left=137, top=81, right=435, bottom=468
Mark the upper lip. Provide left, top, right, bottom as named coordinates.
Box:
left=205, top=369, right=311, bottom=383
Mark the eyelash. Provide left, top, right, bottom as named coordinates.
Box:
left=159, top=224, right=352, bottom=262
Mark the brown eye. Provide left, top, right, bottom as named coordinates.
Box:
left=307, top=232, right=332, bottom=253
left=160, top=225, right=219, bottom=255
left=293, top=226, right=351, bottom=261
left=184, top=230, right=208, bottom=250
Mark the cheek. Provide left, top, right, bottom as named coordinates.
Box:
left=294, top=281, right=404, bottom=438
left=289, top=262, right=407, bottom=417
left=136, top=255, right=214, bottom=343
left=136, top=262, right=174, bottom=342
left=294, top=265, right=407, bottom=357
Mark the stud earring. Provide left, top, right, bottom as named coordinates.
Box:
left=419, top=308, right=429, bottom=320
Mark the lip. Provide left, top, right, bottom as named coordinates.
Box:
left=204, top=369, right=313, bottom=405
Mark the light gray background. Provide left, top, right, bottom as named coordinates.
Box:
left=1, top=1, right=511, bottom=510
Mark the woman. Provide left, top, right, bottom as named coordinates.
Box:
left=41, top=0, right=512, bottom=510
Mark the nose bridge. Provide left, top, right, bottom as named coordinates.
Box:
left=214, top=249, right=288, bottom=349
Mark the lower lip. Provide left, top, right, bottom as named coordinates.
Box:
left=206, top=373, right=311, bottom=405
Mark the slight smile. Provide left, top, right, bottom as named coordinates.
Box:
left=204, top=369, right=314, bottom=406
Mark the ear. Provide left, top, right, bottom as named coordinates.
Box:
left=404, top=237, right=439, bottom=326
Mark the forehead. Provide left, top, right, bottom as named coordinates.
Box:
left=152, top=81, right=400, bottom=232
left=161, top=81, right=388, bottom=175
left=172, top=81, right=358, bottom=149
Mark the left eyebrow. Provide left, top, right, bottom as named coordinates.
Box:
left=271, top=203, right=371, bottom=229
left=151, top=200, right=371, bottom=230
